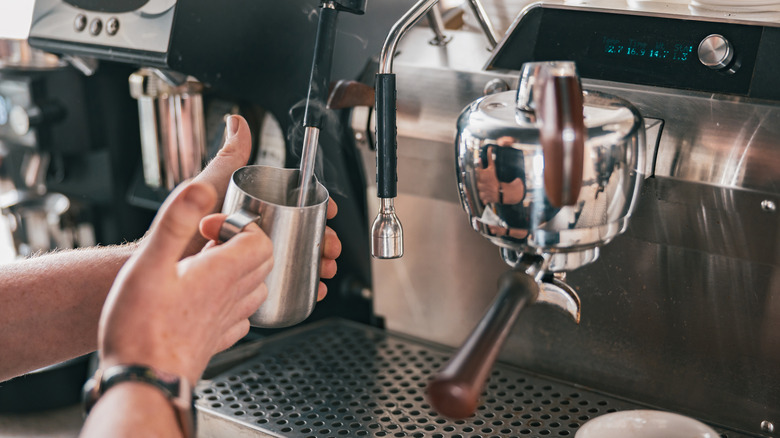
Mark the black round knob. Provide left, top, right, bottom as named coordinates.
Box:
left=74, top=14, right=87, bottom=32
left=106, top=17, right=120, bottom=36
left=89, top=18, right=103, bottom=36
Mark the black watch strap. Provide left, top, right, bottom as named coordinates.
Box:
left=82, top=364, right=195, bottom=438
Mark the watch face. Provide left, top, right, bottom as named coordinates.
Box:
left=63, top=0, right=150, bottom=14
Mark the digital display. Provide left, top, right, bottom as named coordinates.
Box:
left=489, top=7, right=763, bottom=96
left=64, top=0, right=150, bottom=14
left=597, top=35, right=695, bottom=63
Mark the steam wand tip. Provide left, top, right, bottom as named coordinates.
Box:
left=371, top=198, right=404, bottom=259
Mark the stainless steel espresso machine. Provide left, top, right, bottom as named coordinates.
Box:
left=192, top=2, right=779, bottom=438
left=16, top=0, right=780, bottom=437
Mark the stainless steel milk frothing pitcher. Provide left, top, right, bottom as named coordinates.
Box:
left=219, top=165, right=329, bottom=328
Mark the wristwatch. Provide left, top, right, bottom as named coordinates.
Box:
left=82, top=364, right=195, bottom=438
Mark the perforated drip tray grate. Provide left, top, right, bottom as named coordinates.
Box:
left=195, top=319, right=745, bottom=438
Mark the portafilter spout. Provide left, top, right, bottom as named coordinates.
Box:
left=428, top=254, right=580, bottom=419
left=297, top=0, right=367, bottom=207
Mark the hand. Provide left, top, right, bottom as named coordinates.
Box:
left=199, top=197, right=342, bottom=302
left=476, top=144, right=525, bottom=205
left=476, top=146, right=501, bottom=204
left=500, top=178, right=526, bottom=205
left=98, top=181, right=273, bottom=384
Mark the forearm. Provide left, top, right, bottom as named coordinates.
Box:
left=80, top=382, right=183, bottom=438
left=0, top=243, right=138, bottom=381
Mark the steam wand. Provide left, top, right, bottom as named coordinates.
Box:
left=371, top=0, right=439, bottom=259
left=371, top=0, right=498, bottom=257
left=297, top=0, right=367, bottom=206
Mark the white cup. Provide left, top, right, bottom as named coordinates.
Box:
left=575, top=410, right=720, bottom=438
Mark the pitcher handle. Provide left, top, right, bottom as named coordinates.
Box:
left=218, top=210, right=261, bottom=242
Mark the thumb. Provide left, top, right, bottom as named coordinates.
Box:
left=193, top=115, right=252, bottom=206
left=139, top=182, right=217, bottom=266
left=486, top=145, right=496, bottom=169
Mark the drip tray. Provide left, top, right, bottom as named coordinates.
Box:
left=196, top=319, right=744, bottom=438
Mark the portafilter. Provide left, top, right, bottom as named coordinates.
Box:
left=428, top=61, right=645, bottom=418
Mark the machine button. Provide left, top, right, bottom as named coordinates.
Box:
left=89, top=18, right=103, bottom=36
left=74, top=14, right=87, bottom=32
left=106, top=17, right=120, bottom=36
left=698, top=34, right=734, bottom=71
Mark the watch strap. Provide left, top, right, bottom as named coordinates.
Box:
left=82, top=364, right=195, bottom=438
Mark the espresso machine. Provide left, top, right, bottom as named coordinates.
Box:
left=191, top=1, right=779, bottom=438
left=9, top=0, right=778, bottom=436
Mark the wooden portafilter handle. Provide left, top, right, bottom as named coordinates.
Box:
left=535, top=64, right=585, bottom=208
left=428, top=270, right=540, bottom=419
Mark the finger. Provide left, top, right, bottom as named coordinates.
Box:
left=317, top=282, right=328, bottom=302
left=215, top=319, right=251, bottom=353
left=486, top=145, right=496, bottom=169
left=139, top=182, right=217, bottom=266
left=319, top=259, right=337, bottom=280
left=197, top=226, right=274, bottom=280
left=234, top=285, right=267, bottom=320
left=201, top=240, right=217, bottom=252
left=223, top=259, right=273, bottom=303
left=199, top=213, right=228, bottom=242
left=200, top=213, right=265, bottom=247
left=192, top=115, right=253, bottom=209
left=321, top=227, right=341, bottom=260
left=327, top=197, right=338, bottom=220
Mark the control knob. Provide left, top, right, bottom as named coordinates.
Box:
left=698, top=34, right=736, bottom=72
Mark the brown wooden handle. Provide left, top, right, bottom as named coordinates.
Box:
left=428, top=271, right=539, bottom=419
left=327, top=79, right=375, bottom=109
left=535, top=67, right=585, bottom=208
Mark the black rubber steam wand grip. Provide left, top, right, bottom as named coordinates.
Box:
left=428, top=270, right=540, bottom=419
left=375, top=73, right=397, bottom=198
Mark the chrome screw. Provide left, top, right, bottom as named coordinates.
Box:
left=483, top=78, right=510, bottom=96
left=761, top=420, right=775, bottom=433
left=761, top=200, right=776, bottom=213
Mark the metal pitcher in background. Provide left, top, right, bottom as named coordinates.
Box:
left=129, top=68, right=207, bottom=191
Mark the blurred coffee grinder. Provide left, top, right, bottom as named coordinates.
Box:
left=0, top=39, right=155, bottom=411
left=0, top=39, right=88, bottom=260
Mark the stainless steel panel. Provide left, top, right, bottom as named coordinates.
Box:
left=591, top=81, right=780, bottom=195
